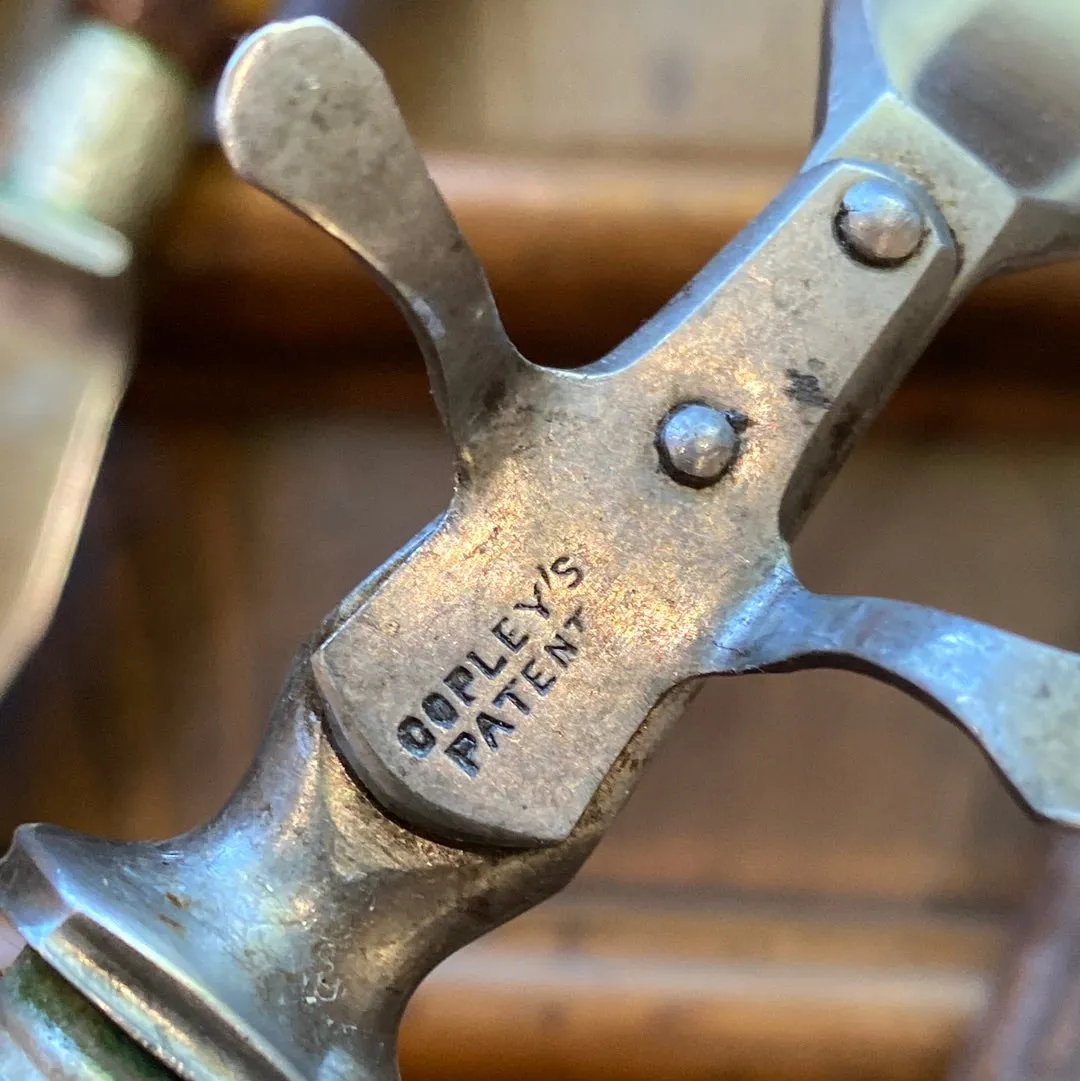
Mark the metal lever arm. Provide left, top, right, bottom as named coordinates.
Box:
left=5, top=5, right=1080, bottom=1081
left=217, top=19, right=523, bottom=449
left=720, top=568, right=1080, bottom=828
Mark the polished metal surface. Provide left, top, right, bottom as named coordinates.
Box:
left=835, top=177, right=926, bottom=266
left=656, top=402, right=741, bottom=487
left=811, top=0, right=1080, bottom=287
left=4, top=4, right=1080, bottom=1080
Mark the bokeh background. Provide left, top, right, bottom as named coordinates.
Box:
left=4, top=1, right=1080, bottom=1077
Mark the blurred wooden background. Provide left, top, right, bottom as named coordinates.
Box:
left=5, top=1, right=1080, bottom=1078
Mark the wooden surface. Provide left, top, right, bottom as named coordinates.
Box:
left=151, top=151, right=1080, bottom=371
left=404, top=894, right=1007, bottom=1081
left=952, top=832, right=1080, bottom=1081
left=224, top=0, right=824, bottom=154
left=372, top=0, right=822, bottom=155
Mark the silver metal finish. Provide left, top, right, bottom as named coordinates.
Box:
left=717, top=563, right=1080, bottom=829
left=305, top=153, right=955, bottom=847
left=4, top=5, right=1080, bottom=1081
left=0, top=557, right=696, bottom=1081
left=835, top=177, right=926, bottom=266
left=810, top=0, right=1080, bottom=289
left=657, top=402, right=740, bottom=486
left=220, top=19, right=959, bottom=848
left=216, top=19, right=519, bottom=449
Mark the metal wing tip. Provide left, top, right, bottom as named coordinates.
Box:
left=212, top=10, right=521, bottom=449
left=214, top=16, right=346, bottom=176
left=213, top=26, right=271, bottom=175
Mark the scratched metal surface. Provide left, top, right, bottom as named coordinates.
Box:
left=213, top=10, right=1080, bottom=854
left=0, top=415, right=1052, bottom=906
left=217, top=18, right=963, bottom=849
left=4, top=3, right=1080, bottom=1078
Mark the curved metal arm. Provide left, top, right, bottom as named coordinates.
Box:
left=217, top=19, right=524, bottom=450
left=718, top=567, right=1080, bottom=829
left=6, top=5, right=1080, bottom=1080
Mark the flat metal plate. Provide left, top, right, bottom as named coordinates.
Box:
left=311, top=163, right=957, bottom=846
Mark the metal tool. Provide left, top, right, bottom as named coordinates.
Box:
left=3, top=0, right=1080, bottom=1077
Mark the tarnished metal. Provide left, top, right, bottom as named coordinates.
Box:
left=219, top=18, right=960, bottom=848
left=812, top=0, right=1080, bottom=286
left=4, top=2, right=1080, bottom=1079
left=217, top=20, right=517, bottom=450
left=718, top=565, right=1080, bottom=829
left=0, top=558, right=697, bottom=1081
left=304, top=151, right=955, bottom=848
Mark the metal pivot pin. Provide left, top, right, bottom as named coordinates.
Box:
left=4, top=6, right=1080, bottom=1081
left=834, top=178, right=927, bottom=267
left=657, top=402, right=741, bottom=487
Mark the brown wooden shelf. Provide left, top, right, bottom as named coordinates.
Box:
left=402, top=892, right=1005, bottom=1081
left=147, top=150, right=790, bottom=356
left=143, top=150, right=1080, bottom=436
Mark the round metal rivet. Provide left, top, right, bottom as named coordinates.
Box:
left=657, top=403, right=739, bottom=487
left=835, top=178, right=926, bottom=267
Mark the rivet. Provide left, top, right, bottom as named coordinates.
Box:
left=657, top=403, right=739, bottom=488
left=835, top=178, right=926, bottom=267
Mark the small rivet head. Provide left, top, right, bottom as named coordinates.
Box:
left=835, top=178, right=926, bottom=267
left=657, top=403, right=739, bottom=488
